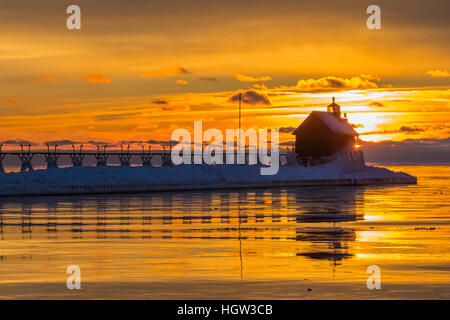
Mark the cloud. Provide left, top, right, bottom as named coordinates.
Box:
left=148, top=139, right=179, bottom=146
left=278, top=126, right=296, bottom=133
left=1, top=139, right=36, bottom=146
left=361, top=125, right=435, bottom=136
left=351, top=123, right=365, bottom=129
left=37, top=76, right=56, bottom=82
left=233, top=73, right=272, bottom=82
left=6, top=98, right=17, bottom=104
left=118, top=140, right=144, bottom=145
left=152, top=100, right=168, bottom=105
left=175, top=79, right=189, bottom=85
left=86, top=140, right=112, bottom=146
left=83, top=74, right=111, bottom=84
left=399, top=126, right=424, bottom=133
left=94, top=112, right=141, bottom=121
left=44, top=140, right=81, bottom=146
left=118, top=139, right=178, bottom=147
left=140, top=65, right=192, bottom=77
left=228, top=90, right=271, bottom=106
left=295, top=74, right=380, bottom=92
left=368, top=101, right=385, bottom=107
left=426, top=69, right=450, bottom=77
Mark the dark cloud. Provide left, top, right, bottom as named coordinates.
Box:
left=400, top=126, right=424, bottom=133
left=94, top=112, right=141, bottom=121
left=1, top=139, right=37, bottom=146
left=229, top=90, right=271, bottom=105
left=278, top=126, right=295, bottom=133
left=118, top=140, right=147, bottom=145
left=360, top=126, right=425, bottom=135
left=86, top=140, right=112, bottom=146
left=178, top=66, right=191, bottom=75
left=44, top=140, right=81, bottom=146
left=368, top=101, right=385, bottom=107
left=147, top=139, right=178, bottom=146
left=119, top=139, right=177, bottom=146
left=152, top=100, right=168, bottom=105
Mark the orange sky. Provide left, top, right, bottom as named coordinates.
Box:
left=0, top=0, right=449, bottom=149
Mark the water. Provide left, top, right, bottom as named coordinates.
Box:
left=0, top=166, right=449, bottom=299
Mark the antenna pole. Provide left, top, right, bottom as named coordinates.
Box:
left=238, top=92, right=242, bottom=151
left=239, top=92, right=241, bottom=132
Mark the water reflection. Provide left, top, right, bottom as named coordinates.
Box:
left=0, top=186, right=364, bottom=271
left=0, top=166, right=449, bottom=298
left=293, top=187, right=362, bottom=266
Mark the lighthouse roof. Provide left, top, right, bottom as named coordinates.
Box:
left=292, top=111, right=358, bottom=137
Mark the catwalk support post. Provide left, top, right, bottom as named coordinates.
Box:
left=70, top=145, right=85, bottom=167
left=45, top=145, right=59, bottom=169
left=119, top=144, right=132, bottom=167
left=140, top=145, right=153, bottom=167
left=0, top=144, right=5, bottom=173
left=18, top=144, right=33, bottom=172
left=95, top=145, right=108, bottom=166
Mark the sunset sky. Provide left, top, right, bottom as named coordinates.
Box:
left=0, top=0, right=449, bottom=161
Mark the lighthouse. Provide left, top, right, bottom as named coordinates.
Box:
left=292, top=98, right=361, bottom=166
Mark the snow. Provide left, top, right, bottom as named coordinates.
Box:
left=0, top=160, right=416, bottom=196
left=312, top=111, right=357, bottom=136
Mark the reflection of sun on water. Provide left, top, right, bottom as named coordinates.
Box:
left=362, top=214, right=382, bottom=221
left=356, top=230, right=387, bottom=243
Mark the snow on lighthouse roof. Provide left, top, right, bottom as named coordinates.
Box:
left=292, top=97, right=358, bottom=137
left=305, top=111, right=358, bottom=136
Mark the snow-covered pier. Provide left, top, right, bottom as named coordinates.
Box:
left=0, top=160, right=416, bottom=197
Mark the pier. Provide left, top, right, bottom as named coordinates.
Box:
left=0, top=144, right=297, bottom=173
left=0, top=143, right=417, bottom=198
left=0, top=144, right=176, bottom=173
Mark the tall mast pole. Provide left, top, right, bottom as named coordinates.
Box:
left=239, top=92, right=241, bottom=132
left=238, top=92, right=241, bottom=151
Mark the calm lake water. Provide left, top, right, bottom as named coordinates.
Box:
left=0, top=166, right=449, bottom=299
